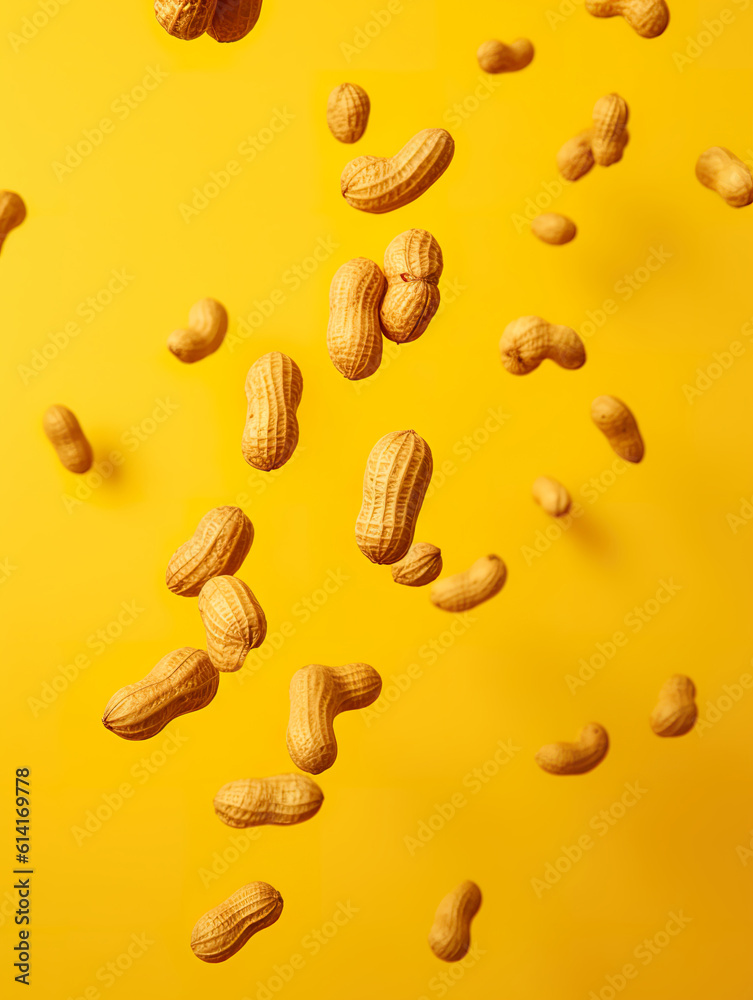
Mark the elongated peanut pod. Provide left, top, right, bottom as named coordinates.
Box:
left=696, top=147, right=753, bottom=208
left=650, top=675, right=697, bottom=737
left=591, top=93, right=629, bottom=166
left=327, top=258, right=386, bottom=379
left=43, top=404, right=93, bottom=474
left=242, top=352, right=303, bottom=470
left=591, top=395, right=644, bottom=463
left=500, top=316, right=586, bottom=375
left=380, top=229, right=443, bottom=344
left=191, top=882, right=283, bottom=963
left=154, top=0, right=218, bottom=39
left=168, top=298, right=228, bottom=362
left=0, top=191, right=26, bottom=254
left=214, top=774, right=324, bottom=827
left=207, top=0, right=263, bottom=41
left=557, top=130, right=595, bottom=182
left=585, top=0, right=669, bottom=38
left=430, top=555, right=506, bottom=612
left=166, top=506, right=254, bottom=597
left=428, top=881, right=482, bottom=962
left=477, top=38, right=534, bottom=73
left=327, top=83, right=370, bottom=143
left=533, top=477, right=571, bottom=517
left=391, top=543, right=443, bottom=587
left=535, top=723, right=609, bottom=775
left=198, top=576, right=266, bottom=672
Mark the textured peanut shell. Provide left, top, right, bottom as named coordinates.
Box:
left=650, top=675, right=697, bottom=737
left=0, top=191, right=26, bottom=253
left=198, top=575, right=266, bottom=672
left=592, top=93, right=630, bottom=166
left=214, top=774, right=324, bottom=828
left=431, top=555, right=507, bottom=613
left=341, top=128, right=455, bottom=214
left=356, top=430, right=433, bottom=565
left=327, top=83, right=370, bottom=143
left=154, top=0, right=217, bottom=39
left=327, top=258, right=386, bottom=380
left=535, top=723, right=609, bottom=775
left=380, top=229, right=443, bottom=344
left=428, top=881, right=482, bottom=963
left=43, top=404, right=93, bottom=474
left=531, top=213, right=577, bottom=245
left=533, top=477, right=572, bottom=517
left=557, top=130, right=595, bottom=182
left=191, top=882, right=283, bottom=963
left=391, top=543, right=443, bottom=587
left=168, top=298, right=228, bottom=363
left=477, top=38, right=534, bottom=73
left=287, top=663, right=382, bottom=774
left=102, top=647, right=219, bottom=741
left=585, top=0, right=669, bottom=37
left=696, top=147, right=753, bottom=208
left=591, top=395, right=644, bottom=463
left=500, top=316, right=586, bottom=375
left=207, top=0, right=262, bottom=41
left=166, top=506, right=254, bottom=597
left=242, top=352, right=303, bottom=470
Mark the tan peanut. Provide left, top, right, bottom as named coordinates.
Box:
left=696, top=147, right=753, bottom=208
left=476, top=38, right=534, bottom=73
left=380, top=229, right=443, bottom=344
left=535, top=723, right=609, bottom=775
left=287, top=663, right=382, bottom=774
left=340, top=128, right=455, bottom=213
left=650, top=675, right=697, bottom=737
left=327, top=83, right=370, bottom=143
left=154, top=0, right=217, bottom=39
left=0, top=191, right=26, bottom=254
left=531, top=213, right=577, bottom=245
left=191, top=882, right=283, bottom=963
left=356, top=430, right=433, bottom=564
left=585, top=0, right=669, bottom=38
left=428, top=881, right=482, bottom=963
left=198, top=576, right=266, bottom=672
left=214, top=774, right=324, bottom=827
left=591, top=395, right=644, bottom=463
left=430, top=555, right=507, bottom=612
left=499, top=316, right=586, bottom=375
left=557, top=130, right=595, bottom=181
left=102, top=647, right=219, bottom=741
left=391, top=543, right=443, bottom=587
left=242, top=352, right=303, bottom=469
left=533, top=477, right=572, bottom=517
left=207, top=0, right=263, bottom=41
left=327, top=258, right=386, bottom=380
left=42, top=404, right=93, bottom=474
left=166, top=506, right=253, bottom=597
left=167, top=298, right=228, bottom=363
left=591, top=93, right=629, bottom=166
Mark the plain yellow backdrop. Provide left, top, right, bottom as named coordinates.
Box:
left=2, top=0, right=753, bottom=997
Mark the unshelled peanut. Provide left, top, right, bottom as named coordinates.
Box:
left=531, top=213, right=577, bottom=245
left=327, top=83, right=370, bottom=143
left=696, top=147, right=753, bottom=207
left=650, top=675, right=697, bottom=737
left=198, top=575, right=266, bottom=672
left=391, top=543, right=443, bottom=587
left=430, top=555, right=507, bottom=612
left=535, top=723, right=609, bottom=775
left=0, top=191, right=26, bottom=254
left=533, top=477, right=572, bottom=517
left=166, top=506, right=253, bottom=597
left=154, top=0, right=217, bottom=39
left=476, top=38, right=534, bottom=73
left=557, top=130, right=595, bottom=182
left=167, top=298, right=228, bottom=363
left=327, top=258, right=386, bottom=380
left=586, top=0, right=669, bottom=37
left=207, top=0, right=263, bottom=41
left=428, top=881, right=482, bottom=963
left=499, top=316, right=586, bottom=374
left=214, top=774, right=324, bottom=828
left=591, top=395, right=644, bottom=463
left=242, top=352, right=303, bottom=469
left=592, top=93, right=630, bottom=166
left=43, top=404, right=93, bottom=474
left=191, top=882, right=283, bottom=963
left=380, top=229, right=443, bottom=344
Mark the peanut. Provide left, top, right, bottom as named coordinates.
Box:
left=191, top=882, right=283, bottom=963
left=42, top=404, right=93, bottom=474
left=207, top=0, right=263, bottom=41
left=154, top=0, right=217, bottom=39
left=355, top=430, right=433, bottom=564
left=428, top=881, right=482, bottom=963
left=242, top=352, right=303, bottom=469
left=287, top=663, right=382, bottom=774
left=327, top=83, right=370, bottom=143
left=499, top=315, right=586, bottom=375
left=557, top=130, right=595, bottom=182
left=476, top=38, right=534, bottom=73
left=0, top=191, right=26, bottom=254
left=430, top=554, right=507, bottom=612
left=585, top=0, right=669, bottom=38
left=167, top=298, right=228, bottom=363
left=102, top=647, right=219, bottom=741
left=650, top=675, right=697, bottom=737
left=591, top=93, right=630, bottom=166
left=696, top=147, right=753, bottom=208
left=591, top=395, right=644, bottom=463
left=535, top=722, right=609, bottom=775
left=391, top=543, right=443, bottom=587
left=533, top=477, right=572, bottom=517
left=531, top=213, right=577, bottom=245
left=214, top=773, right=324, bottom=827
left=380, top=229, right=443, bottom=344
left=198, top=575, right=266, bottom=672
left=327, top=258, right=386, bottom=380
left=166, top=506, right=253, bottom=597
left=340, top=128, right=455, bottom=214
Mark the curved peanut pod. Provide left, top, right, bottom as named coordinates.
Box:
left=499, top=315, right=586, bottom=374
left=166, top=506, right=254, bottom=597
left=102, top=647, right=219, bottom=741
left=533, top=477, right=572, bottom=517
left=191, top=882, right=283, bottom=963
left=430, top=555, right=507, bottom=612
left=591, top=395, right=644, bottom=463
left=535, top=723, right=609, bottom=775
left=198, top=575, right=266, bottom=672
left=327, top=83, right=370, bottom=143
left=167, top=298, right=228, bottom=363
left=428, top=881, right=482, bottom=962
left=476, top=38, right=534, bottom=72
left=43, top=404, right=93, bottom=474
left=207, top=0, right=263, bottom=41
left=531, top=213, right=577, bottom=245
left=242, top=352, right=303, bottom=470
left=0, top=191, right=26, bottom=254
left=356, top=430, right=433, bottom=564
left=650, top=675, right=697, bottom=737
left=696, top=147, right=753, bottom=208
left=391, top=543, right=443, bottom=587
left=557, top=130, right=595, bottom=182
left=585, top=0, right=669, bottom=37
left=340, top=128, right=455, bottom=214
left=154, top=0, right=218, bottom=39
left=287, top=663, right=382, bottom=774
left=327, top=258, right=386, bottom=380
left=380, top=229, right=443, bottom=344
left=591, top=93, right=629, bottom=166
left=214, top=773, right=324, bottom=827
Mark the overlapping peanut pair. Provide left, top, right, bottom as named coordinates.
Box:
left=327, top=258, right=386, bottom=379
left=167, top=298, right=228, bottom=362
left=380, top=229, right=443, bottom=343
left=557, top=94, right=629, bottom=180
left=696, top=147, right=753, bottom=207
left=327, top=83, right=370, bottom=143
left=535, top=723, right=609, bottom=775
left=428, top=881, right=482, bottom=962
left=431, top=555, right=507, bottom=612
left=166, top=506, right=254, bottom=597
left=586, top=0, right=669, bottom=38
left=0, top=190, right=26, bottom=255
left=198, top=575, right=266, bottom=672
left=242, top=352, right=303, bottom=469
left=43, top=404, right=93, bottom=473
left=214, top=773, right=324, bottom=827
left=155, top=0, right=263, bottom=42
left=191, top=882, right=283, bottom=963
left=499, top=316, right=586, bottom=375
left=650, top=675, right=697, bottom=737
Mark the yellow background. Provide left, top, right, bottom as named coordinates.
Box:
left=2, top=0, right=753, bottom=997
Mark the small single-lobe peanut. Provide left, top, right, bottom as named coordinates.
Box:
left=585, top=0, right=669, bottom=38
left=591, top=93, right=630, bottom=166
left=327, top=83, right=370, bottom=143
left=242, top=352, right=303, bottom=469
left=477, top=38, right=534, bottom=73
left=43, top=404, right=93, bottom=474
left=341, top=128, right=455, bottom=214
left=696, top=147, right=753, bottom=208
left=207, top=0, right=263, bottom=41
left=533, top=477, right=572, bottom=517
left=380, top=229, right=443, bottom=344
left=391, top=543, right=443, bottom=587
left=650, top=675, right=697, bottom=737
left=428, top=881, right=482, bottom=963
left=166, top=506, right=253, bottom=597
left=327, top=258, right=386, bottom=380
left=191, top=882, right=283, bottom=963
left=287, top=663, right=382, bottom=774
left=557, top=130, right=595, bottom=182
left=167, top=298, right=228, bottom=363
left=103, top=647, right=219, bottom=741
left=154, top=0, right=217, bottom=39
left=198, top=576, right=266, bottom=672
left=535, top=723, right=609, bottom=775
left=531, top=213, right=577, bottom=245
left=499, top=316, right=586, bottom=375
left=430, top=555, right=507, bottom=612
left=356, top=430, right=433, bottom=564
left=0, top=191, right=26, bottom=254
left=214, top=773, right=324, bottom=827
left=591, top=395, right=644, bottom=463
